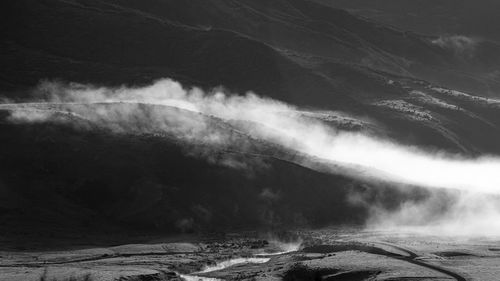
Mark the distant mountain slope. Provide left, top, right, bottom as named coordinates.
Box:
left=313, top=0, right=500, bottom=43
left=0, top=0, right=357, bottom=109
left=2, top=0, right=500, bottom=154
left=3, top=0, right=500, bottom=99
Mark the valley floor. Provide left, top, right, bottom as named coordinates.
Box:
left=1, top=229, right=499, bottom=281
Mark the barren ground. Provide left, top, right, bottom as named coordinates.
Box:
left=1, top=229, right=499, bottom=281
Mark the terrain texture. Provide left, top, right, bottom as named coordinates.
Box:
left=1, top=1, right=500, bottom=280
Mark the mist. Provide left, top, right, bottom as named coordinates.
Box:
left=366, top=191, right=500, bottom=237
left=3, top=78, right=500, bottom=236
left=431, top=35, right=480, bottom=57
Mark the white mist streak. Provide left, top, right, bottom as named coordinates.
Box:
left=367, top=192, right=500, bottom=237
left=431, top=35, right=479, bottom=57
left=26, top=80, right=500, bottom=193
left=5, top=79, right=500, bottom=194
left=4, top=78, right=500, bottom=236
left=319, top=137, right=500, bottom=193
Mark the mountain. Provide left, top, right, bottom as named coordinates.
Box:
left=3, top=0, right=500, bottom=98
left=1, top=0, right=500, bottom=238
left=313, top=0, right=500, bottom=43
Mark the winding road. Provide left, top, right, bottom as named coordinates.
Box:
left=372, top=241, right=468, bottom=281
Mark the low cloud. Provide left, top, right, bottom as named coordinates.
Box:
left=432, top=35, right=480, bottom=57
left=365, top=191, right=500, bottom=237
